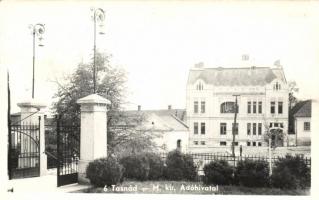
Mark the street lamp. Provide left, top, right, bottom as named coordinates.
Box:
left=29, top=23, right=45, bottom=99
left=91, top=8, right=105, bottom=93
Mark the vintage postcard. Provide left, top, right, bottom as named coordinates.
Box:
left=0, top=0, right=318, bottom=200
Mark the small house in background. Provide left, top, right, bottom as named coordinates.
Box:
left=114, top=105, right=189, bottom=153
left=291, top=100, right=312, bottom=146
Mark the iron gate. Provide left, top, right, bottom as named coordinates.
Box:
left=57, top=116, right=80, bottom=187
left=8, top=118, right=40, bottom=179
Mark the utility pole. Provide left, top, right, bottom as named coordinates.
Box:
left=232, top=95, right=240, bottom=157
left=232, top=94, right=240, bottom=175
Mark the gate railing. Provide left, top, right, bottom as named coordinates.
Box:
left=56, top=115, right=80, bottom=187
left=8, top=118, right=41, bottom=179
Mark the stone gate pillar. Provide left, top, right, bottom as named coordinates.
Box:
left=17, top=99, right=47, bottom=176
left=0, top=66, right=9, bottom=192
left=77, top=94, right=110, bottom=183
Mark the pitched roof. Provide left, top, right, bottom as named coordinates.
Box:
left=187, top=67, right=286, bottom=86
left=292, top=100, right=312, bottom=118
left=118, top=109, right=188, bottom=132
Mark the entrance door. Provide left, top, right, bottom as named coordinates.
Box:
left=56, top=117, right=80, bottom=187
left=8, top=119, right=40, bottom=179
left=270, top=128, right=284, bottom=147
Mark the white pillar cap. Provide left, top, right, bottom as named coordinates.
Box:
left=17, top=99, right=46, bottom=109
left=77, top=94, right=111, bottom=105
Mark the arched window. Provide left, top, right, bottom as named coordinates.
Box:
left=177, top=139, right=181, bottom=149
left=220, top=102, right=239, bottom=113
left=273, top=82, right=281, bottom=91
left=196, top=81, right=204, bottom=91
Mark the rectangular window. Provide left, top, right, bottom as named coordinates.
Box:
left=201, top=141, right=206, bottom=145
left=194, top=141, right=198, bottom=145
left=258, top=142, right=262, bottom=146
left=247, top=141, right=251, bottom=146
left=194, top=122, right=198, bottom=134
left=247, top=123, right=251, bottom=135
left=253, top=101, right=257, bottom=113
left=201, top=122, right=206, bottom=134
left=304, top=122, right=311, bottom=131
left=258, top=123, right=262, bottom=135
left=220, top=123, right=227, bottom=135
left=253, top=123, right=256, bottom=135
left=247, top=101, right=251, bottom=113
left=278, top=102, right=283, bottom=114
left=201, top=101, right=205, bottom=113
left=271, top=101, right=276, bottom=114
left=258, top=102, right=262, bottom=114
left=194, top=101, right=198, bottom=113
left=232, top=123, right=239, bottom=135
left=253, top=141, right=256, bottom=146
left=220, top=141, right=227, bottom=146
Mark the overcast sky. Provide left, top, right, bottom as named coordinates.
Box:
left=1, top=0, right=319, bottom=113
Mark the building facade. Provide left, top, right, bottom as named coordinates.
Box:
left=186, top=65, right=291, bottom=153
left=292, top=100, right=311, bottom=146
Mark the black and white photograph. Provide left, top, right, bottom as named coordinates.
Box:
left=0, top=0, right=318, bottom=199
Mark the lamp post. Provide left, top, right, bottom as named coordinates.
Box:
left=91, top=8, right=105, bottom=93
left=29, top=23, right=45, bottom=99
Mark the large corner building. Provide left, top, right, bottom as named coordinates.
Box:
left=186, top=65, right=294, bottom=152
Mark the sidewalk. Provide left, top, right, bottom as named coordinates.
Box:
left=6, top=169, right=91, bottom=193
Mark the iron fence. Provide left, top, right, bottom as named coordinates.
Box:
left=158, top=152, right=311, bottom=175
left=8, top=121, right=40, bottom=179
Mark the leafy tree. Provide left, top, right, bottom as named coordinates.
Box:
left=52, top=52, right=125, bottom=124
left=108, top=111, right=160, bottom=156
left=52, top=52, right=157, bottom=154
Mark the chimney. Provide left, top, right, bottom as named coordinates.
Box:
left=138, top=105, right=141, bottom=111
left=194, top=62, right=204, bottom=68
left=168, top=105, right=172, bottom=110
left=248, top=66, right=256, bottom=76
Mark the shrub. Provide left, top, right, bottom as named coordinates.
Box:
left=203, top=160, right=233, bottom=185
left=164, top=150, right=197, bottom=181
left=120, top=153, right=150, bottom=181
left=144, top=152, right=164, bottom=180
left=235, top=159, right=269, bottom=187
left=86, top=156, right=123, bottom=187
left=120, top=152, right=165, bottom=181
left=271, top=155, right=310, bottom=189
